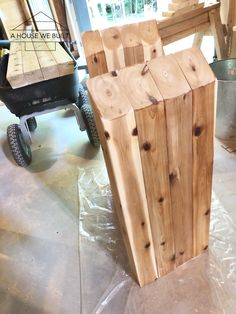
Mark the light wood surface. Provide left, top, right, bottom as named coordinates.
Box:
left=87, top=73, right=158, bottom=287
left=163, top=2, right=204, bottom=18
left=7, top=32, right=74, bottom=88
left=209, top=9, right=228, bottom=59
left=21, top=39, right=44, bottom=85
left=118, top=63, right=175, bottom=276
left=173, top=48, right=215, bottom=256
left=82, top=20, right=163, bottom=78
left=32, top=39, right=60, bottom=80
left=168, top=0, right=198, bottom=11
left=82, top=31, right=108, bottom=78
left=148, top=55, right=193, bottom=266
left=100, top=27, right=125, bottom=72
left=7, top=42, right=26, bottom=88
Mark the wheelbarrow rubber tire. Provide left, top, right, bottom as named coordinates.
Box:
left=77, top=83, right=88, bottom=109
left=27, top=117, right=37, bottom=132
left=7, top=124, right=32, bottom=167
left=80, top=104, right=100, bottom=148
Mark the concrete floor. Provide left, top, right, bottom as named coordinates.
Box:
left=0, top=104, right=102, bottom=314
left=0, top=99, right=236, bottom=314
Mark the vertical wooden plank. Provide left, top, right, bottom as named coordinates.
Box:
left=209, top=8, right=228, bottom=60
left=226, top=0, right=236, bottom=55
left=118, top=63, right=175, bottom=276
left=148, top=55, right=193, bottom=266
left=192, top=31, right=204, bottom=48
left=82, top=30, right=108, bottom=78
left=119, top=23, right=144, bottom=67
left=100, top=27, right=125, bottom=72
left=87, top=73, right=158, bottom=286
left=138, top=20, right=164, bottom=60
left=174, top=47, right=215, bottom=256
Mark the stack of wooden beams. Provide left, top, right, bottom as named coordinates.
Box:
left=6, top=32, right=74, bottom=89
left=162, top=0, right=205, bottom=17
left=82, top=19, right=164, bottom=78
left=87, top=47, right=215, bottom=287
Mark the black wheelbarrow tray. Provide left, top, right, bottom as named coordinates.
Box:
left=0, top=40, right=99, bottom=167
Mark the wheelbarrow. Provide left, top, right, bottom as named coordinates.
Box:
left=0, top=40, right=100, bottom=167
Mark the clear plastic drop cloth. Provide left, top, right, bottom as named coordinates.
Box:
left=78, top=164, right=236, bottom=314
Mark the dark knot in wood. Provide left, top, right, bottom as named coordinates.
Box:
left=171, top=254, right=176, bottom=261
left=159, top=197, right=164, bottom=203
left=132, top=127, right=138, bottom=136
left=169, top=172, right=177, bottom=182
left=194, top=126, right=202, bottom=137
left=104, top=131, right=110, bottom=139
left=111, top=70, right=117, bottom=77
left=143, top=142, right=151, bottom=151
left=147, top=94, right=159, bottom=105
left=145, top=242, right=151, bottom=249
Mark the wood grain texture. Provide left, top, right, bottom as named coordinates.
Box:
left=82, top=31, right=108, bottom=78
left=87, top=73, right=158, bottom=286
left=7, top=33, right=73, bottom=88
left=169, top=0, right=198, bottom=11
left=0, top=0, right=27, bottom=36
left=148, top=55, right=193, bottom=266
left=45, top=41, right=74, bottom=76
left=209, top=8, right=228, bottom=59
left=191, top=83, right=215, bottom=255
left=157, top=3, right=219, bottom=45
left=7, top=41, right=26, bottom=88
left=173, top=48, right=215, bottom=256
left=119, top=23, right=144, bottom=67
left=165, top=94, right=193, bottom=266
left=100, top=27, right=125, bottom=72
left=21, top=40, right=44, bottom=85
left=138, top=20, right=164, bottom=60
left=162, top=2, right=204, bottom=18
left=32, top=39, right=60, bottom=80
left=118, top=63, right=175, bottom=275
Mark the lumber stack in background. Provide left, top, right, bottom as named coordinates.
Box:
left=162, top=0, right=204, bottom=17
left=87, top=47, right=215, bottom=287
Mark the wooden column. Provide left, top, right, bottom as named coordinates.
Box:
left=118, top=63, right=175, bottom=276
left=87, top=73, right=158, bottom=287
left=148, top=55, right=193, bottom=267
left=173, top=47, right=215, bottom=256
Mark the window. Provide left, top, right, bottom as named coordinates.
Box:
left=86, top=0, right=171, bottom=29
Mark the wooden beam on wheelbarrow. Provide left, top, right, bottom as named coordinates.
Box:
left=7, top=41, right=27, bottom=89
